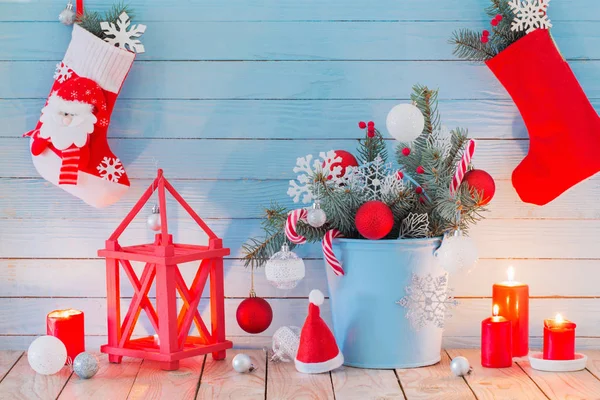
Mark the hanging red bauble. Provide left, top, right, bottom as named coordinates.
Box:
left=355, top=201, right=394, bottom=240
left=236, top=293, right=273, bottom=334
left=463, top=169, right=496, bottom=205
left=327, top=150, right=358, bottom=179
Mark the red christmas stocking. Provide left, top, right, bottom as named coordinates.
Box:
left=486, top=29, right=600, bottom=206
left=24, top=24, right=134, bottom=208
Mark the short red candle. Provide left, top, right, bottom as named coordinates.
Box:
left=46, top=309, right=85, bottom=362
left=543, top=314, right=576, bottom=360
left=481, top=305, right=512, bottom=368
left=492, top=266, right=529, bottom=357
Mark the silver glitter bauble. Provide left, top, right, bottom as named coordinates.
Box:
left=147, top=205, right=161, bottom=231
left=271, top=326, right=300, bottom=362
left=265, top=243, right=305, bottom=290
left=450, top=356, right=471, bottom=377
left=58, top=3, right=76, bottom=25
left=73, top=352, right=99, bottom=379
left=232, top=353, right=254, bottom=373
left=307, top=201, right=327, bottom=228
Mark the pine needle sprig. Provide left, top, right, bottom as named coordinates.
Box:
left=450, top=29, right=497, bottom=62
left=357, top=128, right=388, bottom=164
left=77, top=2, right=134, bottom=40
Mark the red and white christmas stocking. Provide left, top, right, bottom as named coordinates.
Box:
left=24, top=24, right=135, bottom=208
left=486, top=29, right=600, bottom=206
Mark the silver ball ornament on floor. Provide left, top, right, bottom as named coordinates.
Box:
left=73, top=352, right=99, bottom=379
left=147, top=205, right=161, bottom=231
left=450, top=356, right=471, bottom=377
left=232, top=353, right=255, bottom=373
left=307, top=201, right=327, bottom=228
left=58, top=2, right=76, bottom=25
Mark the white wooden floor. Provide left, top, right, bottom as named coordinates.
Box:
left=1, top=349, right=600, bottom=399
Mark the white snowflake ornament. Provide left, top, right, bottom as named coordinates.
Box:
left=287, top=150, right=343, bottom=203
left=97, top=157, right=125, bottom=183
left=397, top=272, right=458, bottom=330
left=344, top=155, right=395, bottom=201
left=509, top=0, right=552, bottom=34
left=54, top=62, right=73, bottom=83
left=100, top=12, right=146, bottom=53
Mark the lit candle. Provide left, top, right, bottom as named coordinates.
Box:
left=46, top=309, right=85, bottom=361
left=481, top=304, right=512, bottom=368
left=492, top=266, right=529, bottom=357
left=543, top=313, right=576, bottom=360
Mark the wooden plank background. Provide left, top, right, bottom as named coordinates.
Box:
left=1, top=0, right=599, bottom=350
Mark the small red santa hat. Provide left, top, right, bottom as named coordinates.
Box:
left=295, top=289, right=344, bottom=374
left=54, top=76, right=107, bottom=117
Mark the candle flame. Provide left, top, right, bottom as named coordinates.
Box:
left=555, top=313, right=564, bottom=323
left=48, top=309, right=82, bottom=319
left=493, top=304, right=499, bottom=317
left=507, top=266, right=515, bottom=282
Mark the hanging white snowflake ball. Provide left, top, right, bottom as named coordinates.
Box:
left=435, top=230, right=479, bottom=274
left=265, top=243, right=306, bottom=289
left=386, top=103, right=425, bottom=142
left=271, top=326, right=301, bottom=362
left=307, top=201, right=327, bottom=228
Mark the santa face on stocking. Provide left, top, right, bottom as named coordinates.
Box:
left=24, top=24, right=133, bottom=208
left=39, top=94, right=97, bottom=151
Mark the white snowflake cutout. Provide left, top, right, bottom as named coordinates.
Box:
left=97, top=157, right=125, bottom=183
left=509, top=0, right=552, bottom=34
left=399, top=212, right=430, bottom=239
left=345, top=155, right=394, bottom=201
left=287, top=150, right=343, bottom=203
left=396, top=272, right=458, bottom=330
left=100, top=12, right=146, bottom=53
left=54, top=62, right=73, bottom=83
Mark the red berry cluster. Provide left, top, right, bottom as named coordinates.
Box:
left=481, top=14, right=503, bottom=43
left=358, top=120, right=376, bottom=138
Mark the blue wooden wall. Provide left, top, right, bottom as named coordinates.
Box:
left=2, top=0, right=600, bottom=349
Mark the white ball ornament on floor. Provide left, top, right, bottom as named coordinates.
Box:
left=271, top=326, right=301, bottom=362
left=307, top=201, right=327, bottom=228
left=265, top=243, right=306, bottom=289
left=386, top=103, right=425, bottom=142
left=27, top=335, right=67, bottom=375
left=232, top=353, right=255, bottom=373
left=147, top=205, right=161, bottom=231
left=73, top=352, right=99, bottom=379
left=450, top=356, right=472, bottom=377
left=435, top=229, right=479, bottom=274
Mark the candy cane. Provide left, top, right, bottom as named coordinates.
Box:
left=285, top=208, right=308, bottom=244
left=322, top=229, right=345, bottom=276
left=450, top=139, right=476, bottom=195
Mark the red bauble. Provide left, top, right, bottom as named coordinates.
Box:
left=355, top=201, right=394, bottom=240
left=329, top=150, right=359, bottom=178
left=463, top=169, right=496, bottom=205
left=236, top=295, right=273, bottom=334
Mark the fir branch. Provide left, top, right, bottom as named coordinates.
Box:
left=410, top=84, right=440, bottom=136
left=450, top=29, right=497, bottom=62
left=357, top=128, right=388, bottom=164
left=77, top=2, right=134, bottom=40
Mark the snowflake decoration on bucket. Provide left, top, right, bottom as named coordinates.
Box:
left=97, top=157, right=125, bottom=183
left=397, top=272, right=458, bottom=330
left=54, top=62, right=72, bottom=83
left=509, top=0, right=552, bottom=34
left=287, top=150, right=343, bottom=203
left=100, top=12, right=147, bottom=53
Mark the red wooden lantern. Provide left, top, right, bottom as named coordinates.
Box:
left=98, top=169, right=232, bottom=370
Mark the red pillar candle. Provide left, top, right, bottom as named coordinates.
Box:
left=543, top=314, right=576, bottom=360
left=481, top=304, right=512, bottom=368
left=492, top=266, right=529, bottom=357
left=46, top=309, right=85, bottom=361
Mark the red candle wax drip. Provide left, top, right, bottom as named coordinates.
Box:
left=481, top=304, right=512, bottom=368
left=47, top=309, right=85, bottom=362
left=492, top=267, right=529, bottom=357
left=543, top=315, right=576, bottom=360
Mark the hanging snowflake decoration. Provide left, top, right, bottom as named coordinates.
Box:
left=54, top=62, right=73, bottom=83
left=287, top=150, right=343, bottom=203
left=509, top=0, right=552, bottom=34
left=97, top=157, right=125, bottom=183
left=399, top=213, right=429, bottom=239
left=100, top=12, right=147, bottom=53
left=397, top=272, right=458, bottom=330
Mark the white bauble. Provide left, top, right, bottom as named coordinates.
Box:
left=265, top=243, right=306, bottom=290
left=436, top=231, right=479, bottom=274
left=386, top=103, right=425, bottom=142
left=27, top=336, right=67, bottom=375
left=450, top=356, right=471, bottom=377
left=232, top=353, right=254, bottom=373
left=58, top=4, right=76, bottom=26
left=147, top=205, right=161, bottom=231
left=271, top=326, right=301, bottom=362
left=307, top=202, right=327, bottom=228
